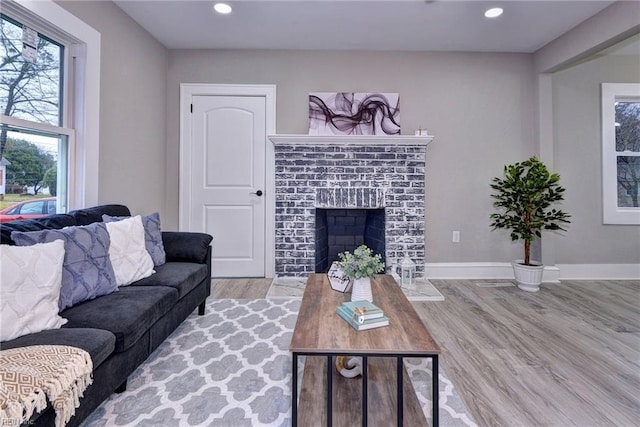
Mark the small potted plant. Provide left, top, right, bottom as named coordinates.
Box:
left=490, top=156, right=571, bottom=292
left=338, top=245, right=385, bottom=301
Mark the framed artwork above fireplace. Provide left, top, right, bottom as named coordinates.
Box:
left=308, top=92, right=401, bottom=136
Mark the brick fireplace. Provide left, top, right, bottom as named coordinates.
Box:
left=270, top=135, right=432, bottom=277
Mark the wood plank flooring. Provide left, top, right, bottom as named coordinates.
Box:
left=210, top=278, right=640, bottom=427
left=211, top=278, right=272, bottom=298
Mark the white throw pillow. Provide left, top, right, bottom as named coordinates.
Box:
left=0, top=240, right=68, bottom=342
left=105, top=215, right=155, bottom=286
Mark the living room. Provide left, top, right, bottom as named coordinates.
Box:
left=41, top=0, right=638, bottom=281
left=1, top=0, right=638, bottom=426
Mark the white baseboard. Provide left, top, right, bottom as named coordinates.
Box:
left=425, top=262, right=639, bottom=281
left=425, top=262, right=514, bottom=280
left=556, top=264, right=640, bottom=280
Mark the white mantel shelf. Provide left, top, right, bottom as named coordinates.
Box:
left=269, top=134, right=434, bottom=146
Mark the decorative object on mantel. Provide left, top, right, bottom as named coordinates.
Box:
left=338, top=245, right=385, bottom=302
left=414, top=127, right=429, bottom=136
left=399, top=255, right=417, bottom=289
left=490, top=156, right=571, bottom=292
left=308, top=92, right=400, bottom=136
left=327, top=261, right=351, bottom=293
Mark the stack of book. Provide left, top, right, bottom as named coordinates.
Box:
left=337, top=300, right=389, bottom=331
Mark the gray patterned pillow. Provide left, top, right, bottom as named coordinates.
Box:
left=102, top=212, right=166, bottom=266
left=11, top=222, right=118, bottom=310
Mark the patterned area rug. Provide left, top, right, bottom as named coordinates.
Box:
left=82, top=299, right=475, bottom=426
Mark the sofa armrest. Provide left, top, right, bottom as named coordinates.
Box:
left=162, top=231, right=213, bottom=264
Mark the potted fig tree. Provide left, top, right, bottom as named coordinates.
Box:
left=490, top=156, right=571, bottom=292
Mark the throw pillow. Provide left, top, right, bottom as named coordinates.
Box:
left=0, top=240, right=68, bottom=341
left=102, top=212, right=166, bottom=266
left=11, top=222, right=118, bottom=311
left=104, top=215, right=155, bottom=286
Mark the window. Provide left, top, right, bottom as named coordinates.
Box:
left=0, top=13, right=70, bottom=217
left=601, top=83, right=640, bottom=224
left=0, top=0, right=100, bottom=213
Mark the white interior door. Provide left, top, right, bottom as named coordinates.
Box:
left=190, top=95, right=266, bottom=277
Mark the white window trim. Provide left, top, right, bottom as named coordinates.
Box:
left=601, top=82, right=640, bottom=225
left=8, top=0, right=101, bottom=209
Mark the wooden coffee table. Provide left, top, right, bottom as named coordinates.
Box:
left=290, top=274, right=441, bottom=426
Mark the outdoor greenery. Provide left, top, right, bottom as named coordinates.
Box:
left=1, top=15, right=61, bottom=203
left=43, top=166, right=57, bottom=196
left=1, top=15, right=62, bottom=159
left=4, top=138, right=54, bottom=194
left=490, top=156, right=571, bottom=266
left=338, top=245, right=385, bottom=279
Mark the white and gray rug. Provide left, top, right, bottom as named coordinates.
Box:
left=82, top=299, right=475, bottom=426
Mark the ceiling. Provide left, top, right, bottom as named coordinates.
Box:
left=113, top=0, right=616, bottom=53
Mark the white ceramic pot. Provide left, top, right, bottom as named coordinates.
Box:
left=512, top=260, right=544, bottom=292
left=351, top=277, right=373, bottom=302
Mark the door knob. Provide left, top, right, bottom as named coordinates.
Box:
left=250, top=190, right=263, bottom=197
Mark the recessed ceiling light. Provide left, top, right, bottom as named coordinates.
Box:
left=213, top=3, right=232, bottom=15
left=484, top=7, right=503, bottom=18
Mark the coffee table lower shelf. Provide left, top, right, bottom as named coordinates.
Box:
left=294, top=354, right=433, bottom=426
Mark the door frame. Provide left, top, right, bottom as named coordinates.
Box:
left=179, top=83, right=276, bottom=277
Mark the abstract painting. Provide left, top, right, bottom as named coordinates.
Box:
left=309, top=92, right=400, bottom=136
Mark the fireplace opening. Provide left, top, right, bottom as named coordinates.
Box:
left=315, top=208, right=386, bottom=273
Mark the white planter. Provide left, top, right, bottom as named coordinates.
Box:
left=512, top=260, right=544, bottom=292
left=351, top=277, right=373, bottom=302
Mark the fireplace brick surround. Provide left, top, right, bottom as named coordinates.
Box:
left=270, top=135, right=432, bottom=277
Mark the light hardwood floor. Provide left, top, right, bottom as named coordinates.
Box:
left=211, top=278, right=640, bottom=427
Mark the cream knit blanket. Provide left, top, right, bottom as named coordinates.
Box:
left=0, top=345, right=93, bottom=427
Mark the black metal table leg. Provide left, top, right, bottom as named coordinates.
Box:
left=327, top=355, right=333, bottom=427
left=362, top=356, right=368, bottom=426
left=397, top=356, right=404, bottom=426
left=292, top=353, right=298, bottom=427
left=432, top=355, right=439, bottom=426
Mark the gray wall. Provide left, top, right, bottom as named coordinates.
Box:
left=165, top=50, right=536, bottom=263
left=552, top=54, right=640, bottom=264
left=57, top=1, right=168, bottom=217
left=56, top=0, right=638, bottom=267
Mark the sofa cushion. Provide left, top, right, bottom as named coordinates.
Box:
left=60, top=286, right=178, bottom=353
left=11, top=223, right=118, bottom=310
left=0, top=328, right=116, bottom=369
left=130, top=262, right=209, bottom=299
left=103, top=212, right=166, bottom=266
left=0, top=213, right=76, bottom=245
left=162, top=232, right=213, bottom=264
left=0, top=240, right=67, bottom=341
left=69, top=204, right=130, bottom=226
left=104, top=216, right=155, bottom=286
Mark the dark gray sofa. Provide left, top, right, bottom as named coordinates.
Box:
left=0, top=204, right=213, bottom=426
